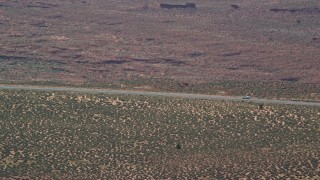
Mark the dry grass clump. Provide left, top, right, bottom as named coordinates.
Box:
left=0, top=90, right=319, bottom=178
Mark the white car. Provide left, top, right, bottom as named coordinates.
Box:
left=242, top=95, right=251, bottom=99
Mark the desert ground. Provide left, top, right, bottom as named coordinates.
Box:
left=0, top=0, right=319, bottom=101
left=0, top=0, right=320, bottom=178
left=0, top=90, right=319, bottom=178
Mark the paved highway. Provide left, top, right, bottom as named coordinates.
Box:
left=0, top=84, right=320, bottom=106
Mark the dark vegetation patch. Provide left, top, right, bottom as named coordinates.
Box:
left=136, top=37, right=157, bottom=42
left=231, top=5, right=240, bottom=9
left=76, top=60, right=89, bottom=64
left=157, top=58, right=185, bottom=66
left=0, top=3, right=9, bottom=8
left=49, top=49, right=63, bottom=54
left=140, top=5, right=149, bottom=11
left=7, top=61, right=18, bottom=66
left=0, top=56, right=66, bottom=65
left=132, top=58, right=185, bottom=66
left=281, top=77, right=300, bottom=82
left=35, top=39, right=49, bottom=43
left=123, top=68, right=136, bottom=72
left=27, top=2, right=59, bottom=9
left=0, top=55, right=66, bottom=66
left=107, top=22, right=122, bottom=26
left=49, top=47, right=69, bottom=55
left=145, top=38, right=155, bottom=41
left=161, top=20, right=176, bottom=23
left=312, top=37, right=319, bottom=41
left=177, top=81, right=189, bottom=87
left=49, top=50, right=63, bottom=55
left=72, top=54, right=83, bottom=59
left=270, top=7, right=320, bottom=14
left=58, top=54, right=83, bottom=60
left=94, top=60, right=129, bottom=65
left=50, top=67, right=70, bottom=73
left=222, top=52, right=241, bottom=57
left=188, top=52, right=204, bottom=57
left=47, top=15, right=63, bottom=19
left=131, top=58, right=154, bottom=63
left=30, top=21, right=47, bottom=28
left=48, top=60, right=66, bottom=65
left=0, top=55, right=68, bottom=77
left=136, top=5, right=159, bottom=13
left=310, top=38, right=320, bottom=47
left=89, top=68, right=109, bottom=72
left=239, top=64, right=256, bottom=68
left=160, top=3, right=196, bottom=9
left=227, top=67, right=239, bottom=70
left=0, top=55, right=28, bottom=61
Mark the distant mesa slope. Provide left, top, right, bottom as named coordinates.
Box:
left=160, top=3, right=196, bottom=9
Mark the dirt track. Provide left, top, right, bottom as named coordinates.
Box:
left=1, top=84, right=320, bottom=107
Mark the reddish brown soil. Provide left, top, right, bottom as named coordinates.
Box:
left=0, top=0, right=319, bottom=85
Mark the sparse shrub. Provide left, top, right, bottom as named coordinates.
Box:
left=259, top=104, right=264, bottom=110
left=176, top=144, right=181, bottom=150
left=0, top=89, right=319, bottom=178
